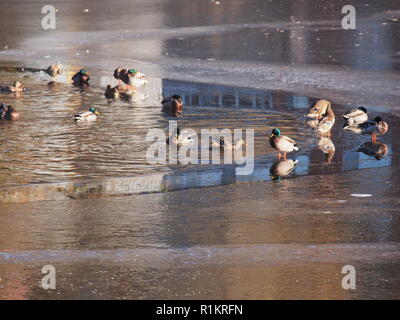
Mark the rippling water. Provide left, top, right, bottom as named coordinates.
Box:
left=0, top=70, right=398, bottom=190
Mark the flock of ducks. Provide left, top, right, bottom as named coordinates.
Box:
left=267, top=99, right=389, bottom=179
left=0, top=65, right=390, bottom=180
left=0, top=64, right=177, bottom=122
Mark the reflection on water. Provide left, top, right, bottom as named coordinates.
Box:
left=269, top=159, right=298, bottom=181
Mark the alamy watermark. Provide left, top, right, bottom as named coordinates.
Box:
left=41, top=5, right=56, bottom=30
left=41, top=265, right=56, bottom=290
left=146, top=121, right=255, bottom=175
left=341, top=265, right=356, bottom=290
left=342, top=5, right=356, bottom=30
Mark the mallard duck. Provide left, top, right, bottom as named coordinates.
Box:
left=115, top=84, right=136, bottom=97
left=342, top=106, right=368, bottom=126
left=46, top=64, right=62, bottom=77
left=357, top=141, right=388, bottom=160
left=307, top=100, right=331, bottom=119
left=318, top=136, right=335, bottom=163
left=167, top=128, right=196, bottom=146
left=269, top=159, right=298, bottom=181
left=129, top=71, right=148, bottom=88
left=104, top=85, right=120, bottom=99
left=113, top=67, right=139, bottom=85
left=104, top=84, right=136, bottom=99
left=211, top=137, right=245, bottom=150
left=345, top=116, right=388, bottom=142
left=72, top=69, right=90, bottom=86
left=316, top=103, right=335, bottom=135
left=269, top=128, right=299, bottom=160
left=0, top=102, right=19, bottom=120
left=74, top=107, right=101, bottom=122
left=0, top=81, right=26, bottom=93
left=161, top=95, right=183, bottom=115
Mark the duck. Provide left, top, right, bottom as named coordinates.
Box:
left=74, top=107, right=101, bottom=122
left=104, top=85, right=120, bottom=99
left=46, top=64, right=62, bottom=78
left=0, top=102, right=19, bottom=120
left=318, top=136, right=335, bottom=163
left=316, top=103, right=335, bottom=135
left=342, top=106, right=368, bottom=126
left=104, top=84, right=136, bottom=99
left=306, top=100, right=330, bottom=119
left=357, top=141, right=388, bottom=160
left=211, top=137, right=245, bottom=150
left=269, top=159, right=298, bottom=181
left=269, top=128, right=299, bottom=160
left=0, top=81, right=26, bottom=93
left=113, top=67, right=137, bottom=84
left=129, top=71, right=148, bottom=88
left=167, top=128, right=196, bottom=146
left=72, top=69, right=90, bottom=86
left=161, top=95, right=183, bottom=115
left=115, top=84, right=136, bottom=97
left=345, top=116, right=388, bottom=142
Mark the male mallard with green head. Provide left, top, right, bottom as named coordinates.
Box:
left=72, top=69, right=90, bottom=86
left=113, top=67, right=135, bottom=84
left=269, top=128, right=299, bottom=160
left=74, top=107, right=101, bottom=122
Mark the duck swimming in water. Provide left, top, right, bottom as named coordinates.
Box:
left=0, top=102, right=19, bottom=120
left=104, top=84, right=136, bottom=100
left=46, top=64, right=62, bottom=78
left=269, top=128, right=299, bottom=160
left=114, top=67, right=148, bottom=87
left=161, top=95, right=183, bottom=115
left=74, top=107, right=101, bottom=122
left=0, top=81, right=26, bottom=93
left=104, top=85, right=120, bottom=99
left=342, top=106, right=368, bottom=127
left=72, top=69, right=90, bottom=86
left=345, top=116, right=388, bottom=142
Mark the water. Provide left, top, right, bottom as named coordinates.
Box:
left=0, top=69, right=398, bottom=192
left=1, top=0, right=400, bottom=300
